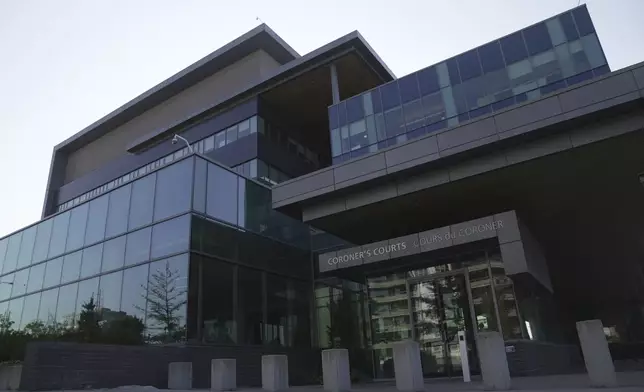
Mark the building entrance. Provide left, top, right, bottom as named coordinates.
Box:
left=367, top=249, right=521, bottom=379
left=409, top=273, right=475, bottom=377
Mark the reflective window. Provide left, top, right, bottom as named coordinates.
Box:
left=215, top=131, right=226, bottom=149
left=523, top=22, right=552, bottom=55
left=121, top=264, right=149, bottom=323
left=237, top=266, right=263, bottom=345
left=581, top=34, right=606, bottom=69
left=572, top=6, right=594, bottom=36
left=238, top=119, right=251, bottom=139
left=48, top=211, right=70, bottom=258
left=226, top=125, right=238, bottom=144
left=150, top=215, right=190, bottom=259
left=11, top=268, right=29, bottom=297
left=403, top=99, right=425, bottom=130
left=21, top=294, right=40, bottom=330
left=66, top=202, right=89, bottom=252
left=200, top=256, right=236, bottom=343
left=101, top=236, right=126, bottom=273
left=330, top=128, right=342, bottom=157
left=154, top=158, right=193, bottom=222
left=418, top=66, right=440, bottom=95
left=446, top=58, right=461, bottom=85
left=125, top=227, right=152, bottom=266
left=17, top=226, right=36, bottom=269
left=193, top=158, right=207, bottom=213
left=559, top=12, right=579, bottom=41
left=479, top=41, right=505, bottom=73
left=0, top=238, right=7, bottom=273
left=362, top=92, right=374, bottom=116
left=291, top=280, right=312, bottom=347
left=56, top=283, right=78, bottom=328
left=38, top=288, right=58, bottom=325
left=146, top=255, right=189, bottom=343
left=346, top=95, right=364, bottom=123
left=206, top=164, right=238, bottom=225
left=380, top=81, right=401, bottom=111
left=128, top=174, right=156, bottom=231
left=76, top=277, right=99, bottom=316
left=501, top=32, right=529, bottom=64
left=99, top=271, right=123, bottom=314
left=2, top=233, right=22, bottom=274
left=0, top=273, right=13, bottom=301
left=384, top=107, right=404, bottom=138
left=27, top=263, right=45, bottom=293
left=204, top=135, right=215, bottom=152
left=61, top=251, right=82, bottom=284
left=81, top=243, right=103, bottom=279
left=546, top=17, right=566, bottom=46
left=43, top=257, right=63, bottom=289
left=106, top=184, right=131, bottom=238
left=265, top=274, right=289, bottom=346
left=328, top=105, right=339, bottom=130
left=398, top=74, right=420, bottom=103
left=340, top=126, right=350, bottom=154
left=348, top=120, right=369, bottom=151
left=457, top=50, right=483, bottom=81
left=85, top=194, right=109, bottom=246
left=337, top=102, right=347, bottom=126
left=8, top=297, right=24, bottom=330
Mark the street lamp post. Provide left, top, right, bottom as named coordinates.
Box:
left=172, top=134, right=194, bottom=154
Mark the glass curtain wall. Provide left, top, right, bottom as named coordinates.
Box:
left=329, top=6, right=608, bottom=163
left=0, top=157, right=195, bottom=343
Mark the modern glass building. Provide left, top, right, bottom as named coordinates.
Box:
left=328, top=6, right=608, bottom=163
left=5, top=4, right=644, bottom=388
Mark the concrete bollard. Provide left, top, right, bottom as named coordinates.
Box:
left=261, top=355, right=289, bottom=391
left=477, top=332, right=511, bottom=390
left=211, top=358, right=237, bottom=391
left=392, top=340, right=424, bottom=392
left=576, top=319, right=617, bottom=387
left=322, top=349, right=351, bottom=392
left=168, top=362, right=192, bottom=389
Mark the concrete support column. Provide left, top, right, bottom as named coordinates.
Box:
left=330, top=63, right=340, bottom=104
left=262, top=355, right=289, bottom=391
left=211, top=359, right=236, bottom=391
left=168, top=362, right=192, bottom=390
left=477, top=332, right=511, bottom=390
left=392, top=340, right=424, bottom=391
left=322, top=349, right=351, bottom=392
left=576, top=319, right=617, bottom=387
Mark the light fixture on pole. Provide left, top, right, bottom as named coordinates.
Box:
left=172, top=134, right=194, bottom=154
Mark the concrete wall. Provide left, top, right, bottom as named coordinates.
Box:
left=64, top=50, right=280, bottom=184
left=20, top=342, right=321, bottom=391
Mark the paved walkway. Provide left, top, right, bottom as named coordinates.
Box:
left=30, top=371, right=644, bottom=392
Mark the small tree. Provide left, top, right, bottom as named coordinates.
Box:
left=77, top=296, right=101, bottom=343
left=141, top=262, right=187, bottom=343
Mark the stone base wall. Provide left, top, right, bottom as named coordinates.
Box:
left=505, top=339, right=584, bottom=376
left=20, top=342, right=321, bottom=391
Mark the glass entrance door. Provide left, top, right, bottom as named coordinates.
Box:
left=410, top=274, right=475, bottom=377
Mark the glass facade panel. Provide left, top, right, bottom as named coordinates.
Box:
left=581, top=34, right=606, bottom=69
left=457, top=50, right=483, bottom=81
left=265, top=274, right=290, bottom=346
left=99, top=270, right=123, bottom=314
left=154, top=158, right=193, bottom=222
left=201, top=257, right=236, bottom=343
left=105, top=184, right=131, bottom=238
left=61, top=251, right=82, bottom=284
left=145, top=254, right=189, bottom=343
left=11, top=268, right=29, bottom=297
left=66, top=202, right=89, bottom=252
left=26, top=262, right=45, bottom=293
left=398, top=74, right=420, bottom=103
left=56, top=283, right=78, bottom=328
left=85, top=194, right=109, bottom=245
left=101, top=236, right=126, bottom=273
left=76, top=277, right=99, bottom=316
left=0, top=238, right=7, bottom=273
left=546, top=17, right=567, bottom=46
left=81, top=243, right=103, bottom=279
left=38, top=288, right=58, bottom=325
left=121, top=264, right=149, bottom=323
left=128, top=174, right=156, bottom=231
left=3, top=233, right=22, bottom=274
left=380, top=81, right=401, bottom=111
left=193, top=158, right=207, bottom=214
left=418, top=66, right=440, bottom=94
left=8, top=297, right=24, bottom=329
left=17, top=226, right=36, bottom=269
left=43, top=257, right=63, bottom=289
left=479, top=41, right=505, bottom=73
left=523, top=22, right=553, bottom=55
left=48, top=211, right=70, bottom=258
left=0, top=274, right=12, bottom=301
left=151, top=215, right=190, bottom=259
left=237, top=266, right=263, bottom=345
left=125, top=227, right=151, bottom=266
left=500, top=32, right=529, bottom=64
left=21, top=293, right=40, bottom=330
left=572, top=6, right=594, bottom=36
left=206, top=164, right=238, bottom=225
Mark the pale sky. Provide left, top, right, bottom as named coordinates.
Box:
left=1, top=0, right=643, bottom=238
